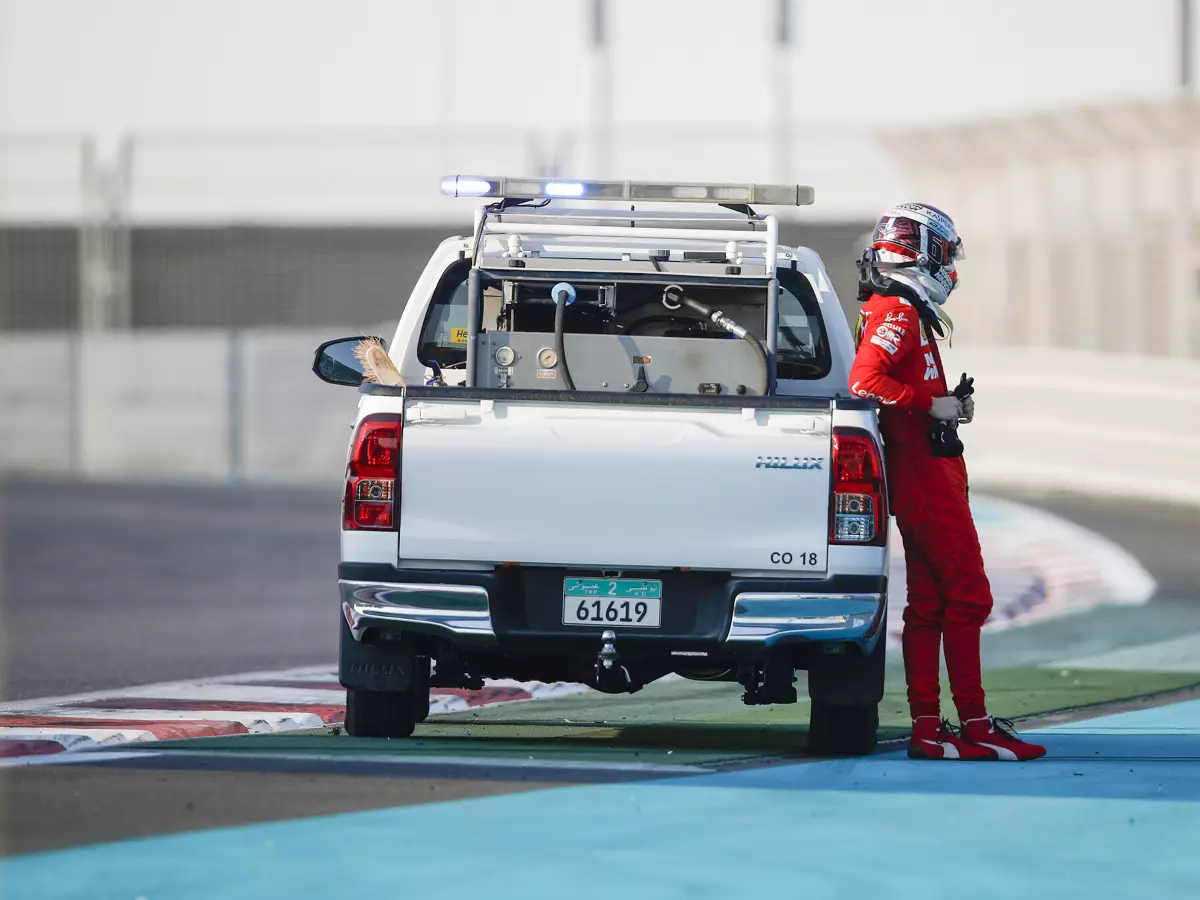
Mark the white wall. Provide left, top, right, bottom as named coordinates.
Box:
left=2, top=2, right=1187, bottom=224
left=0, top=334, right=75, bottom=471
left=0, top=0, right=1181, bottom=142
left=0, top=331, right=359, bottom=484
left=941, top=344, right=1200, bottom=506
left=3, top=331, right=1199, bottom=507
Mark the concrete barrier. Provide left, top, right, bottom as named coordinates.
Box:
left=78, top=333, right=230, bottom=479
left=0, top=334, right=74, bottom=471
left=939, top=345, right=1200, bottom=507
left=2, top=332, right=1199, bottom=506
left=238, top=330, right=357, bottom=486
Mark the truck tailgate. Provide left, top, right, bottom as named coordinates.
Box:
left=397, top=398, right=832, bottom=573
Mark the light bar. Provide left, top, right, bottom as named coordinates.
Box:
left=439, top=175, right=814, bottom=206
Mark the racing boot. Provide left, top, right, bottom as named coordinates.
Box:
left=960, top=715, right=1047, bottom=761
left=907, top=716, right=994, bottom=760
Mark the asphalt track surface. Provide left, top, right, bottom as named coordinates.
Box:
left=0, top=477, right=339, bottom=700
left=2, top=474, right=1200, bottom=897
left=3, top=475, right=1198, bottom=700
left=5, top=694, right=1200, bottom=898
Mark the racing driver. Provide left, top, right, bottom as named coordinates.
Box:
left=848, top=203, right=1046, bottom=761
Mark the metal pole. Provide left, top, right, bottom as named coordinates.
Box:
left=768, top=0, right=796, bottom=187
left=438, top=0, right=457, bottom=164
left=589, top=0, right=611, bottom=176
left=1182, top=0, right=1194, bottom=90
left=227, top=330, right=244, bottom=481
left=78, top=136, right=100, bottom=331
left=771, top=0, right=795, bottom=184
left=112, top=137, right=133, bottom=329
left=67, top=330, right=82, bottom=473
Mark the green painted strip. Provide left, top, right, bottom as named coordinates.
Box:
left=123, top=667, right=1200, bottom=766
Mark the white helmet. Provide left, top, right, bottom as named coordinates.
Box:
left=870, top=202, right=965, bottom=305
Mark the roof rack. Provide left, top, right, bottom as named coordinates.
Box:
left=442, top=176, right=810, bottom=275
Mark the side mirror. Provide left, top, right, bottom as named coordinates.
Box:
left=312, top=336, right=389, bottom=386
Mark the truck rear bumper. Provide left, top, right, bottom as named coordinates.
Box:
left=726, top=592, right=885, bottom=645
left=340, top=580, right=497, bottom=644
left=338, top=564, right=886, bottom=652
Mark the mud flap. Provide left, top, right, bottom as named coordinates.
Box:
left=338, top=616, right=415, bottom=692
left=807, top=631, right=886, bottom=706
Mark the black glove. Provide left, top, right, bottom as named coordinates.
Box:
left=930, top=373, right=974, bottom=458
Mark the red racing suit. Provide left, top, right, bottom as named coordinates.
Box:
left=848, top=292, right=992, bottom=721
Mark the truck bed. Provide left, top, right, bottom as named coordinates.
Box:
left=360, top=385, right=848, bottom=575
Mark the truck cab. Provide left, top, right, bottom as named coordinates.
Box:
left=313, top=177, right=889, bottom=755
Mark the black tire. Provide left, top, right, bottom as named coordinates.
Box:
left=344, top=688, right=418, bottom=738
left=807, top=700, right=879, bottom=756
left=807, top=633, right=887, bottom=706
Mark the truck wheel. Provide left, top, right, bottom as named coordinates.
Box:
left=807, top=633, right=887, bottom=706
left=807, top=701, right=879, bottom=756
left=344, top=689, right=418, bottom=738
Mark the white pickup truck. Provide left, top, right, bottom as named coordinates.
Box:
left=313, top=177, right=890, bottom=755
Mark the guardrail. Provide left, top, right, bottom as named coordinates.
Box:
left=3, top=332, right=1198, bottom=506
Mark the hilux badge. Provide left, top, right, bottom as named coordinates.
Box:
left=755, top=456, right=823, bottom=470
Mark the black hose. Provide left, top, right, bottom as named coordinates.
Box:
left=676, top=295, right=769, bottom=396
left=554, top=287, right=576, bottom=391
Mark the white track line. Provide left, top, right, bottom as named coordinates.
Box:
left=4, top=709, right=328, bottom=730
left=0, top=664, right=341, bottom=714
left=91, top=684, right=347, bottom=705
left=0, top=727, right=157, bottom=748
left=0, top=751, right=164, bottom=769
left=0, top=668, right=608, bottom=761
left=157, top=750, right=708, bottom=775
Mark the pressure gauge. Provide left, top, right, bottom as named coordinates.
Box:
left=537, top=347, right=558, bottom=369
left=494, top=345, right=516, bottom=367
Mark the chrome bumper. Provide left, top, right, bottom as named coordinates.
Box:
left=726, top=592, right=885, bottom=645
left=340, top=578, right=883, bottom=648
left=340, top=580, right=497, bottom=644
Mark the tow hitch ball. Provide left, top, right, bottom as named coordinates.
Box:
left=594, top=630, right=633, bottom=692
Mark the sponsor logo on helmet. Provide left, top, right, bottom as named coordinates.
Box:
left=889, top=202, right=957, bottom=244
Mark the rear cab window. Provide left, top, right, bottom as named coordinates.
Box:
left=776, top=267, right=832, bottom=381
left=415, top=260, right=831, bottom=382
left=416, top=260, right=471, bottom=369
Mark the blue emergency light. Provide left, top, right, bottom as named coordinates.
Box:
left=439, top=176, right=814, bottom=206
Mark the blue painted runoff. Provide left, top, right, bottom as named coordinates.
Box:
left=6, top=701, right=1200, bottom=900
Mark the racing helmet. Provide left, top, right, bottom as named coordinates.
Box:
left=870, top=203, right=965, bottom=305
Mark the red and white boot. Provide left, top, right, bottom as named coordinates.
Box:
left=961, top=716, right=1047, bottom=761
left=908, top=716, right=994, bottom=760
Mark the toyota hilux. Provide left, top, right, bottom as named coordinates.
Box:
left=312, top=176, right=890, bottom=754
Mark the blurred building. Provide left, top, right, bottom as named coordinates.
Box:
left=0, top=127, right=889, bottom=332
left=892, top=99, right=1200, bottom=358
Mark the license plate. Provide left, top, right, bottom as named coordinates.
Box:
left=563, top=578, right=662, bottom=627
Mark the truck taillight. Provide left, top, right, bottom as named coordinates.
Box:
left=830, top=427, right=887, bottom=546
left=343, top=414, right=402, bottom=531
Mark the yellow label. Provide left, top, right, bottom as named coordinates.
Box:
left=449, top=327, right=469, bottom=345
